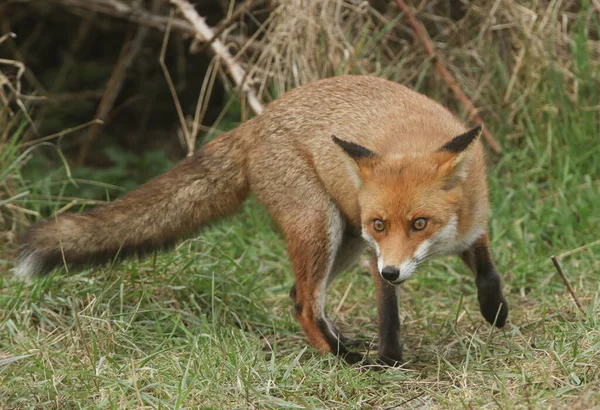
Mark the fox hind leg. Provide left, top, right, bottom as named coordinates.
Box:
left=249, top=152, right=366, bottom=364
left=461, top=233, right=509, bottom=327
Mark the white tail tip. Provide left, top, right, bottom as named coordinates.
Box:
left=14, top=251, right=43, bottom=280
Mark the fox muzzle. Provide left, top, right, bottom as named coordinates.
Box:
left=380, top=259, right=417, bottom=285
left=381, top=266, right=400, bottom=282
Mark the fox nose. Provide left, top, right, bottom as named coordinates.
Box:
left=381, top=266, right=400, bottom=282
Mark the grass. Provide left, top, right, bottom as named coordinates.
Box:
left=1, top=3, right=600, bottom=410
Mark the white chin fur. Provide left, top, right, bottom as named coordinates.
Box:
left=397, top=259, right=417, bottom=282
left=14, top=252, right=41, bottom=280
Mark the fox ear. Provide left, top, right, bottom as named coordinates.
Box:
left=332, top=135, right=378, bottom=186
left=439, top=123, right=483, bottom=153
left=436, top=124, right=483, bottom=188
left=332, top=135, right=377, bottom=160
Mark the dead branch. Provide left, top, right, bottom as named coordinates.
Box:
left=394, top=0, right=502, bottom=154
left=0, top=50, right=40, bottom=134
left=77, top=19, right=151, bottom=165
left=159, top=12, right=193, bottom=156
left=170, top=0, right=264, bottom=116
left=550, top=255, right=585, bottom=315
left=47, top=0, right=197, bottom=37
left=22, top=119, right=103, bottom=148
left=191, top=0, right=261, bottom=54
left=45, top=0, right=255, bottom=50
left=557, top=239, right=600, bottom=259
left=0, top=32, right=16, bottom=45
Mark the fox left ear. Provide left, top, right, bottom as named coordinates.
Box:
left=436, top=124, right=483, bottom=188
left=332, top=135, right=378, bottom=186
left=332, top=135, right=377, bottom=160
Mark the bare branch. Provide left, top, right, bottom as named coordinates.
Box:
left=0, top=32, right=16, bottom=45
left=159, top=11, right=192, bottom=155
left=550, top=255, right=585, bottom=315
left=77, top=18, right=151, bottom=165
left=191, top=0, right=261, bottom=54
left=45, top=0, right=255, bottom=50
left=46, top=0, right=197, bottom=37
left=170, top=0, right=264, bottom=116
left=394, top=0, right=501, bottom=154
left=0, top=53, right=39, bottom=134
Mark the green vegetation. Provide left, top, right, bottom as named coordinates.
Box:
left=1, top=2, right=599, bottom=409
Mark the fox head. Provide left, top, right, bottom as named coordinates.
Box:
left=332, top=124, right=484, bottom=284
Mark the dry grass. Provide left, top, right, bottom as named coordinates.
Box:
left=228, top=1, right=599, bottom=129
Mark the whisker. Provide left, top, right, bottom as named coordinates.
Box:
left=415, top=250, right=447, bottom=263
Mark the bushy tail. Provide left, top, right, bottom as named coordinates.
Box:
left=15, top=129, right=251, bottom=278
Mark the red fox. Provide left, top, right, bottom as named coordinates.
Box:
left=15, top=76, right=508, bottom=366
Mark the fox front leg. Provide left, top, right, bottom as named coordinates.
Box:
left=287, top=245, right=365, bottom=364
left=367, top=255, right=403, bottom=366
left=461, top=233, right=509, bottom=327
left=285, top=207, right=367, bottom=365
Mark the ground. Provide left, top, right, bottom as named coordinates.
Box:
left=1, top=129, right=599, bottom=407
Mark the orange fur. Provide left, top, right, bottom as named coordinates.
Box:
left=15, top=76, right=507, bottom=365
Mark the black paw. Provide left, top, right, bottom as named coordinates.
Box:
left=376, top=355, right=404, bottom=368
left=341, top=351, right=371, bottom=366
left=477, top=274, right=509, bottom=327
left=479, top=293, right=509, bottom=327
left=340, top=350, right=404, bottom=370
left=340, top=337, right=371, bottom=349
left=376, top=346, right=403, bottom=367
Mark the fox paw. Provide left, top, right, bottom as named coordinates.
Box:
left=376, top=355, right=404, bottom=368
left=341, top=351, right=370, bottom=366
left=340, top=337, right=371, bottom=349
left=479, top=293, right=509, bottom=328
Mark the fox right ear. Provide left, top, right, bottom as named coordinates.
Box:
left=332, top=135, right=378, bottom=186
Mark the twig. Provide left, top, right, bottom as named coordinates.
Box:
left=159, top=11, right=192, bottom=155
left=550, top=255, right=584, bottom=314
left=556, top=239, right=600, bottom=259
left=0, top=57, right=39, bottom=134
left=504, top=17, right=536, bottom=103
left=0, top=31, right=16, bottom=45
left=191, top=0, right=261, bottom=54
left=76, top=19, right=150, bottom=165
left=190, top=56, right=219, bottom=153
left=394, top=0, right=501, bottom=153
left=47, top=0, right=197, bottom=37
left=43, top=89, right=104, bottom=103
left=21, top=119, right=103, bottom=148
left=131, top=359, right=144, bottom=408
left=46, top=0, right=256, bottom=49
left=45, top=0, right=261, bottom=54
left=32, top=17, right=92, bottom=132
left=1, top=19, right=49, bottom=96
left=170, top=0, right=264, bottom=116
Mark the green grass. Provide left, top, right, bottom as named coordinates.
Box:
left=2, top=20, right=600, bottom=410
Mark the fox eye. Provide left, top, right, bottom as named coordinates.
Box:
left=413, top=218, right=428, bottom=231
left=373, top=219, right=385, bottom=232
